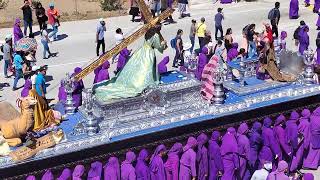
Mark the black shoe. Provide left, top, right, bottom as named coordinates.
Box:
left=305, top=3, right=310, bottom=7
left=317, top=27, right=320, bottom=30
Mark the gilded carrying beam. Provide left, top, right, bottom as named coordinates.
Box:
left=74, top=8, right=175, bottom=81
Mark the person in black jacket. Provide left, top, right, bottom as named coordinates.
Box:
left=270, top=2, right=281, bottom=38
left=35, top=2, right=48, bottom=31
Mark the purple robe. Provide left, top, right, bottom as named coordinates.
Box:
left=93, top=66, right=102, bottom=84
left=72, top=165, right=85, bottom=180
left=237, top=123, right=250, bottom=180
left=220, top=0, right=232, bottom=4
left=304, top=107, right=320, bottom=169
left=117, top=48, right=130, bottom=72
left=285, top=111, right=299, bottom=154
left=87, top=161, right=103, bottom=180
left=58, top=80, right=67, bottom=102
left=298, top=25, right=309, bottom=55
left=221, top=127, right=239, bottom=180
left=317, top=13, right=320, bottom=28
left=158, top=56, right=170, bottom=74
left=280, top=31, right=287, bottom=50
left=317, top=32, right=320, bottom=65
left=266, top=160, right=289, bottom=180
left=121, top=151, right=136, bottom=180
left=57, top=168, right=72, bottom=180
left=305, top=0, right=310, bottom=4
left=26, top=175, right=36, bottom=180
left=72, top=67, right=84, bottom=109
left=179, top=137, right=197, bottom=180
left=249, top=122, right=263, bottom=170
left=136, top=149, right=150, bottom=180
left=150, top=144, right=166, bottom=180
left=315, top=0, right=320, bottom=12
left=303, top=173, right=314, bottom=180
left=96, top=61, right=110, bottom=83
left=273, top=115, right=290, bottom=157
left=21, top=80, right=32, bottom=97
left=208, top=131, right=224, bottom=180
left=259, top=118, right=281, bottom=166
left=13, top=18, right=23, bottom=44
left=41, top=170, right=54, bottom=180
left=289, top=0, right=299, bottom=19
left=164, top=143, right=182, bottom=180
left=227, top=43, right=239, bottom=62
left=197, top=133, right=208, bottom=180
left=290, top=109, right=311, bottom=172
left=104, top=157, right=120, bottom=180
left=195, top=47, right=209, bottom=80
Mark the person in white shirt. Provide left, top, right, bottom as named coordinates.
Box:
left=30, top=66, right=40, bottom=89
left=251, top=161, right=272, bottom=180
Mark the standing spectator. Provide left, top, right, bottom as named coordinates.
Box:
left=173, top=29, right=183, bottom=68
left=35, top=2, right=47, bottom=31
left=189, top=19, right=196, bottom=53
left=214, top=8, right=224, bottom=41
left=96, top=18, right=106, bottom=57
left=115, top=28, right=124, bottom=45
left=3, top=35, right=13, bottom=78
left=129, top=0, right=139, bottom=22
left=21, top=0, right=33, bottom=37
left=41, top=24, right=53, bottom=59
left=35, top=66, right=47, bottom=99
left=178, top=0, right=188, bottom=19
left=196, top=17, right=207, bottom=51
left=161, top=0, right=174, bottom=23
left=47, top=3, right=60, bottom=41
left=224, top=28, right=233, bottom=52
left=289, top=0, right=299, bottom=19
left=247, top=24, right=257, bottom=58
left=12, top=51, right=24, bottom=91
left=13, top=18, right=24, bottom=45
left=151, top=0, right=161, bottom=17
left=268, top=2, right=281, bottom=38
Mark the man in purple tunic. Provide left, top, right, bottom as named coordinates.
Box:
left=72, top=67, right=85, bottom=109
left=195, top=47, right=209, bottom=80
left=290, top=109, right=311, bottom=172
left=179, top=136, right=197, bottom=180
left=93, top=65, right=102, bottom=84
left=249, top=122, right=263, bottom=172
left=116, top=48, right=131, bottom=74
left=73, top=164, right=85, bottom=180
left=13, top=18, right=23, bottom=45
left=259, top=117, right=281, bottom=168
left=289, top=0, right=299, bottom=19
left=41, top=170, right=54, bottom=180
left=237, top=123, right=250, bottom=180
left=96, top=61, right=110, bottom=83
left=208, top=131, right=224, bottom=180
left=197, top=133, right=209, bottom=180
left=266, top=160, right=289, bottom=180
left=88, top=161, right=103, bottom=180
left=136, top=149, right=150, bottom=180
left=314, top=0, right=320, bottom=13
left=158, top=56, right=170, bottom=74
left=104, top=157, right=120, bottom=180
left=121, top=151, right=136, bottom=180
left=57, top=168, right=72, bottom=180
left=150, top=144, right=166, bottom=180
left=58, top=80, right=67, bottom=103
left=227, top=43, right=239, bottom=62
left=298, top=25, right=310, bottom=55
left=273, top=115, right=289, bottom=160
left=164, top=143, right=183, bottom=180
left=285, top=111, right=299, bottom=165
left=26, top=175, right=36, bottom=180
left=304, top=107, right=320, bottom=169
left=221, top=127, right=239, bottom=180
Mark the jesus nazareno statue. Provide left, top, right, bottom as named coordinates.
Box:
left=94, top=24, right=167, bottom=101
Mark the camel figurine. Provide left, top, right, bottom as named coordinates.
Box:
left=0, top=97, right=37, bottom=147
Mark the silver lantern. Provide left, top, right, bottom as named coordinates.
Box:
left=63, top=73, right=75, bottom=115
left=212, top=68, right=226, bottom=105
left=303, top=49, right=315, bottom=85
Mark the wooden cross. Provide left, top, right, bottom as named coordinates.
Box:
left=74, top=8, right=175, bottom=81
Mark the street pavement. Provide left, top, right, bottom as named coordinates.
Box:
left=0, top=0, right=318, bottom=106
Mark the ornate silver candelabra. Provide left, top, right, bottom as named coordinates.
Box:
left=83, top=89, right=99, bottom=135
left=303, top=49, right=315, bottom=85
left=239, top=57, right=247, bottom=87
left=63, top=73, right=75, bottom=115
left=212, top=69, right=226, bottom=105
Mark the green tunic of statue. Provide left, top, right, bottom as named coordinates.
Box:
left=94, top=33, right=166, bottom=101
